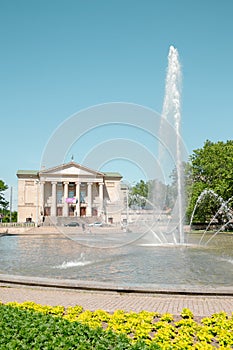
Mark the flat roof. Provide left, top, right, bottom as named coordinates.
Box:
left=104, top=172, right=122, bottom=179
left=17, top=170, right=39, bottom=176
left=16, top=169, right=122, bottom=179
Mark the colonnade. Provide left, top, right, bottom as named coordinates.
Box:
left=39, top=180, right=104, bottom=217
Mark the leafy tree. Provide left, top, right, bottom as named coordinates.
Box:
left=0, top=180, right=8, bottom=210
left=128, top=179, right=173, bottom=210
left=131, top=180, right=148, bottom=198
left=0, top=180, right=17, bottom=223
left=2, top=210, right=18, bottom=223
left=129, top=180, right=148, bottom=208
left=186, top=140, right=233, bottom=224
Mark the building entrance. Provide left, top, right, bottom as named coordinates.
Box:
left=80, top=207, right=86, bottom=217
left=69, top=205, right=75, bottom=216
left=44, top=207, right=51, bottom=216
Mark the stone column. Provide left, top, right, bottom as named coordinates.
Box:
left=86, top=182, right=93, bottom=217
left=99, top=182, right=104, bottom=214
left=40, top=181, right=45, bottom=215
left=51, top=181, right=57, bottom=216
left=63, top=181, right=69, bottom=217
left=75, top=181, right=80, bottom=217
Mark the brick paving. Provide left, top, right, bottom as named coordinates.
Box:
left=1, top=285, right=233, bottom=317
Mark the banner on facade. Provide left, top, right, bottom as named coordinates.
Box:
left=65, top=197, right=76, bottom=204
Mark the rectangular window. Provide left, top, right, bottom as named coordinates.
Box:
left=80, top=191, right=85, bottom=203
left=68, top=183, right=75, bottom=198
left=25, top=181, right=34, bottom=186
left=57, top=183, right=63, bottom=204
left=80, top=183, right=86, bottom=203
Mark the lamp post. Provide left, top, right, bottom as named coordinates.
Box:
left=126, top=187, right=129, bottom=228
left=103, top=199, right=108, bottom=224
left=124, top=181, right=135, bottom=231
left=9, top=186, right=12, bottom=223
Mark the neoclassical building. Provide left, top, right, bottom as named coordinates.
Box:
left=17, top=162, right=123, bottom=225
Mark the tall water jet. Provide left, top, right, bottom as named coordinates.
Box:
left=159, top=45, right=184, bottom=244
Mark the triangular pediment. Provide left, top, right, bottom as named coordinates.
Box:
left=39, top=162, right=104, bottom=177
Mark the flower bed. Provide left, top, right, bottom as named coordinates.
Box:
left=0, top=301, right=233, bottom=349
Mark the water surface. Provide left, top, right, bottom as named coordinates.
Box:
left=0, top=231, right=233, bottom=288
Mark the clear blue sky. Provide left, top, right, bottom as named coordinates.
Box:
left=1, top=0, right=233, bottom=209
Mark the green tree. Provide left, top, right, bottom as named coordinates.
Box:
left=186, top=140, right=233, bottom=224
left=129, top=180, right=148, bottom=208
left=0, top=180, right=8, bottom=210
left=2, top=210, right=18, bottom=223
left=128, top=179, right=172, bottom=210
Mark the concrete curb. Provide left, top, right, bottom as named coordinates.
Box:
left=1, top=274, right=233, bottom=296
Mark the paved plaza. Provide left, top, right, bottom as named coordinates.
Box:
left=1, top=284, right=233, bottom=317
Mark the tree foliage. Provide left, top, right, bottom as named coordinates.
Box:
left=0, top=180, right=17, bottom=222
left=0, top=179, right=8, bottom=210
left=1, top=210, right=18, bottom=223
left=186, top=140, right=233, bottom=224
left=128, top=180, right=148, bottom=208
left=126, top=140, right=233, bottom=226
left=129, top=179, right=175, bottom=210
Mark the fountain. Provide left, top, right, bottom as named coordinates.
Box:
left=160, top=45, right=184, bottom=244
left=0, top=46, right=233, bottom=293
left=124, top=45, right=185, bottom=245
left=189, top=189, right=233, bottom=246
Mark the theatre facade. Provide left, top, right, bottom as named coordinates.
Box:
left=17, top=162, right=123, bottom=225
